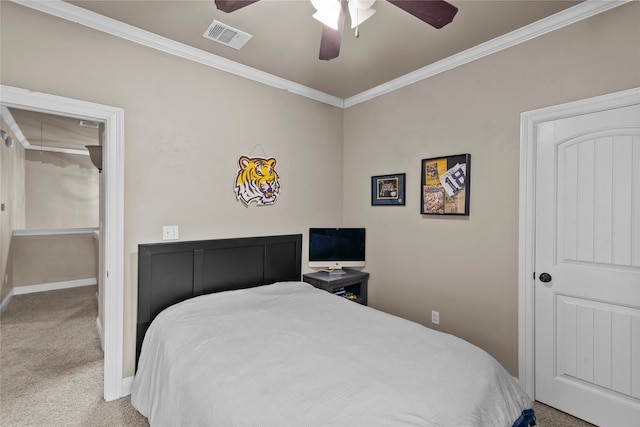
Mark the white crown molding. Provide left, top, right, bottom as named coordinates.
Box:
left=343, top=0, right=631, bottom=107
left=9, top=0, right=628, bottom=109
left=10, top=0, right=344, bottom=108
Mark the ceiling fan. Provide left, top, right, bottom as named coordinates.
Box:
left=214, top=0, right=458, bottom=60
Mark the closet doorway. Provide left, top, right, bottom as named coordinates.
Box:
left=0, top=85, right=125, bottom=401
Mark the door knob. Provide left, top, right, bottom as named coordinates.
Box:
left=539, top=273, right=552, bottom=283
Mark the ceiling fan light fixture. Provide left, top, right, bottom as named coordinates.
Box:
left=348, top=0, right=376, bottom=29
left=217, top=0, right=457, bottom=61
left=311, top=0, right=342, bottom=30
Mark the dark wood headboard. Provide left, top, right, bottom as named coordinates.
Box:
left=136, top=234, right=302, bottom=367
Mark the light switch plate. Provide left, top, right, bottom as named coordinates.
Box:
left=162, top=225, right=179, bottom=240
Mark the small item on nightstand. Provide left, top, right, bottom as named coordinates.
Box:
left=344, top=292, right=358, bottom=301
left=333, top=287, right=346, bottom=296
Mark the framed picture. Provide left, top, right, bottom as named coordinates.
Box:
left=420, top=154, right=470, bottom=215
left=371, top=173, right=406, bottom=206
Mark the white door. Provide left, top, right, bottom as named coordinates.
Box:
left=535, top=102, right=640, bottom=426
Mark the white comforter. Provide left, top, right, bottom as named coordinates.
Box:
left=132, top=281, right=532, bottom=426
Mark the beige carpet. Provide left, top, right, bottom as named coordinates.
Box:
left=0, top=286, right=148, bottom=426
left=1, top=286, right=594, bottom=427
left=534, top=401, right=595, bottom=427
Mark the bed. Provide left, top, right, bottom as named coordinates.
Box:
left=131, top=234, right=535, bottom=427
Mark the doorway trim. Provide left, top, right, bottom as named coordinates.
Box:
left=0, top=85, right=125, bottom=401
left=518, top=86, right=640, bottom=399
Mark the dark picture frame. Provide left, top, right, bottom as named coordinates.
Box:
left=420, top=154, right=470, bottom=215
left=371, top=173, right=406, bottom=206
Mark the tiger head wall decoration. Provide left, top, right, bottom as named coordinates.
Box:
left=234, top=156, right=280, bottom=206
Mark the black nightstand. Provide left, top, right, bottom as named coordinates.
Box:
left=302, top=269, right=369, bottom=306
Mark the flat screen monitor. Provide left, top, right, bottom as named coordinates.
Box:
left=309, top=228, right=365, bottom=273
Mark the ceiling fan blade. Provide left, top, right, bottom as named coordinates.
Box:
left=387, top=0, right=458, bottom=29
left=214, top=0, right=260, bottom=13
left=319, top=0, right=347, bottom=61
left=319, top=26, right=343, bottom=61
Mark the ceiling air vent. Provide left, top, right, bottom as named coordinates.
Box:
left=202, top=20, right=252, bottom=50
left=79, top=120, right=99, bottom=129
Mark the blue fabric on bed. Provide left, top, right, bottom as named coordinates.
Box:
left=512, top=408, right=537, bottom=427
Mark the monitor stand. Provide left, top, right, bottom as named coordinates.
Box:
left=318, top=268, right=347, bottom=275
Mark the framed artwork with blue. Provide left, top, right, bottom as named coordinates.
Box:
left=371, top=173, right=406, bottom=206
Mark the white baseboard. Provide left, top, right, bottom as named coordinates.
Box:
left=96, top=316, right=105, bottom=352
left=13, top=278, right=97, bottom=295
left=0, top=289, right=15, bottom=314
left=121, top=376, right=134, bottom=398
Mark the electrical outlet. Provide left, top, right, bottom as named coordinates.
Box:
left=162, top=225, right=179, bottom=241
left=431, top=310, right=440, bottom=325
